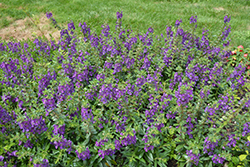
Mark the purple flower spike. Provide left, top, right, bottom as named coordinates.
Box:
left=186, top=150, right=200, bottom=166
left=116, top=11, right=123, bottom=19
left=75, top=148, right=91, bottom=161
left=175, top=19, right=182, bottom=28
left=46, top=12, right=52, bottom=19
left=68, top=21, right=75, bottom=31
left=224, top=15, right=231, bottom=24
left=212, top=154, right=225, bottom=164
left=190, top=16, right=197, bottom=24
left=148, top=27, right=154, bottom=33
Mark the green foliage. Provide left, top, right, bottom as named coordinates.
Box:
left=0, top=11, right=250, bottom=167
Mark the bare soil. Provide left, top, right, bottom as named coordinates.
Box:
left=0, top=14, right=61, bottom=42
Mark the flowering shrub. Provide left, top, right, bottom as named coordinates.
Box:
left=0, top=12, right=249, bottom=167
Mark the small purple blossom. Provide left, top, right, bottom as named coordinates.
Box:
left=0, top=155, right=4, bottom=161
left=242, top=122, right=250, bottom=137
left=190, top=16, right=197, bottom=24
left=148, top=27, right=154, bottom=33
left=175, top=19, right=182, bottom=28
left=144, top=144, right=154, bottom=152
left=212, top=154, right=225, bottom=164
left=75, top=148, right=91, bottom=161
left=34, top=159, right=49, bottom=167
left=203, top=137, right=219, bottom=155
left=68, top=21, right=75, bottom=31
left=186, top=150, right=200, bottom=166
left=116, top=11, right=123, bottom=19
left=227, top=134, right=239, bottom=147
left=46, top=12, right=52, bottom=19
left=224, top=15, right=231, bottom=24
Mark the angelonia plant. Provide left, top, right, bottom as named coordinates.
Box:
left=0, top=12, right=250, bottom=167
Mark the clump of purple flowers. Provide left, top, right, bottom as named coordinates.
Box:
left=0, top=11, right=249, bottom=167
left=212, top=154, right=225, bottom=165
left=34, top=159, right=49, bottom=167
left=76, top=148, right=91, bottom=161
left=186, top=150, right=200, bottom=166
left=203, top=137, right=219, bottom=155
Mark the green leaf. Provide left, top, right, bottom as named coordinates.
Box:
left=135, top=156, right=146, bottom=163
left=128, top=161, right=136, bottom=167
left=239, top=154, right=247, bottom=161
left=154, top=160, right=158, bottom=167
left=186, top=162, right=192, bottom=167
left=176, top=145, right=184, bottom=152
left=138, top=152, right=144, bottom=159
left=228, top=162, right=234, bottom=167
left=99, top=162, right=104, bottom=167
left=55, top=149, right=63, bottom=164
left=179, top=162, right=186, bottom=167
left=83, top=133, right=91, bottom=145
left=146, top=152, right=154, bottom=162
left=232, top=157, right=239, bottom=165
left=105, top=160, right=112, bottom=167
left=208, top=161, right=213, bottom=167
left=110, top=160, right=117, bottom=165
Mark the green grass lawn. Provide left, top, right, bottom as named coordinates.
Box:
left=0, top=0, right=250, bottom=50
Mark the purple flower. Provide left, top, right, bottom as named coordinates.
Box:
left=120, top=134, right=137, bottom=146
left=81, top=107, right=93, bottom=121
left=101, top=24, right=110, bottom=37
left=46, top=12, right=52, bottom=19
left=0, top=105, right=13, bottom=125
left=79, top=22, right=91, bottom=38
left=166, top=111, right=176, bottom=119
left=144, top=144, right=154, bottom=152
left=227, top=134, right=239, bottom=147
left=34, top=159, right=49, bottom=167
left=0, top=155, right=4, bottom=161
left=75, top=148, right=91, bottom=161
left=95, top=139, right=109, bottom=147
left=175, top=83, right=194, bottom=107
left=212, top=154, right=225, bottom=164
left=242, top=122, right=250, bottom=137
left=98, top=148, right=115, bottom=159
left=51, top=136, right=73, bottom=153
left=68, top=21, right=75, bottom=31
left=18, top=115, right=48, bottom=135
left=53, top=124, right=65, bottom=136
left=23, top=139, right=33, bottom=149
left=186, top=150, right=200, bottom=166
left=166, top=26, right=173, bottom=38
left=114, top=139, right=122, bottom=150
left=221, top=25, right=231, bottom=41
left=190, top=16, right=197, bottom=24
left=142, top=133, right=149, bottom=143
left=226, top=64, right=246, bottom=90
left=116, top=11, right=123, bottom=19
left=169, top=72, right=183, bottom=90
left=224, top=15, right=231, bottom=24
left=203, top=137, right=219, bottom=155
left=175, top=19, right=182, bottom=28
left=148, top=27, right=154, bottom=33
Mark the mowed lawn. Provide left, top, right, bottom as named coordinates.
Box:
left=0, top=0, right=250, bottom=49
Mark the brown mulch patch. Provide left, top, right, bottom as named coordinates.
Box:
left=0, top=14, right=60, bottom=42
